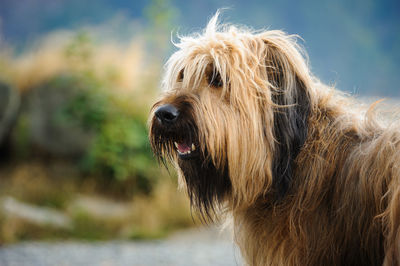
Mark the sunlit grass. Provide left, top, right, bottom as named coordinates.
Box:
left=0, top=161, right=193, bottom=243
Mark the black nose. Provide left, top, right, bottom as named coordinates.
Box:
left=155, top=104, right=179, bottom=124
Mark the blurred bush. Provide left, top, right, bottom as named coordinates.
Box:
left=3, top=32, right=160, bottom=194
left=0, top=4, right=195, bottom=243
left=0, top=0, right=193, bottom=244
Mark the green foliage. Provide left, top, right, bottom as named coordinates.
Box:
left=28, top=32, right=156, bottom=193
left=85, top=117, right=152, bottom=179
left=79, top=98, right=156, bottom=190
left=56, top=73, right=156, bottom=192
left=57, top=73, right=109, bottom=131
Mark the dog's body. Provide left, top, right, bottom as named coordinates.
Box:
left=149, top=13, right=400, bottom=265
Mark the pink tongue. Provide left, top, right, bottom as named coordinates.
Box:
left=177, top=143, right=191, bottom=153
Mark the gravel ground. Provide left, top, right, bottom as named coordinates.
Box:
left=0, top=227, right=243, bottom=266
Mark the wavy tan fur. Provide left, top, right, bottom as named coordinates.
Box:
left=149, top=12, right=400, bottom=265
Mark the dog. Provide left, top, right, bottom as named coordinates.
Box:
left=149, top=12, right=400, bottom=265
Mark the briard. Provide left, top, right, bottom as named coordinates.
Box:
left=149, top=13, right=400, bottom=266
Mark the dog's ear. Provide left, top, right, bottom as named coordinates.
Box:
left=263, top=36, right=311, bottom=200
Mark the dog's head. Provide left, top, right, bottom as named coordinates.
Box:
left=149, top=13, right=312, bottom=219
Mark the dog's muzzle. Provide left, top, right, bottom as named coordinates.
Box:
left=153, top=103, right=197, bottom=159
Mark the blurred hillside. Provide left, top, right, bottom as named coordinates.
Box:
left=0, top=0, right=399, bottom=96
left=0, top=1, right=195, bottom=244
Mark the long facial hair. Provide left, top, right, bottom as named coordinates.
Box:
left=150, top=12, right=314, bottom=216
left=149, top=94, right=232, bottom=221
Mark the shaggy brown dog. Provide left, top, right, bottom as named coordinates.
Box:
left=149, top=13, right=400, bottom=265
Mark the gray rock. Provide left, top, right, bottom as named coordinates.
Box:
left=68, top=195, right=132, bottom=220
left=1, top=197, right=72, bottom=229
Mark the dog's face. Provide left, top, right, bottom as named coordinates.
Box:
left=149, top=14, right=311, bottom=218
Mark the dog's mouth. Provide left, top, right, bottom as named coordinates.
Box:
left=174, top=141, right=197, bottom=159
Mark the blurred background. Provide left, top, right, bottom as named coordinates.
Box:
left=0, top=0, right=398, bottom=258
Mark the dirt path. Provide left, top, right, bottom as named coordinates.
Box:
left=0, top=227, right=243, bottom=266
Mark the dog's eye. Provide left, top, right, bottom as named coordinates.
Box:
left=208, top=71, right=223, bottom=88
left=178, top=69, right=184, bottom=82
